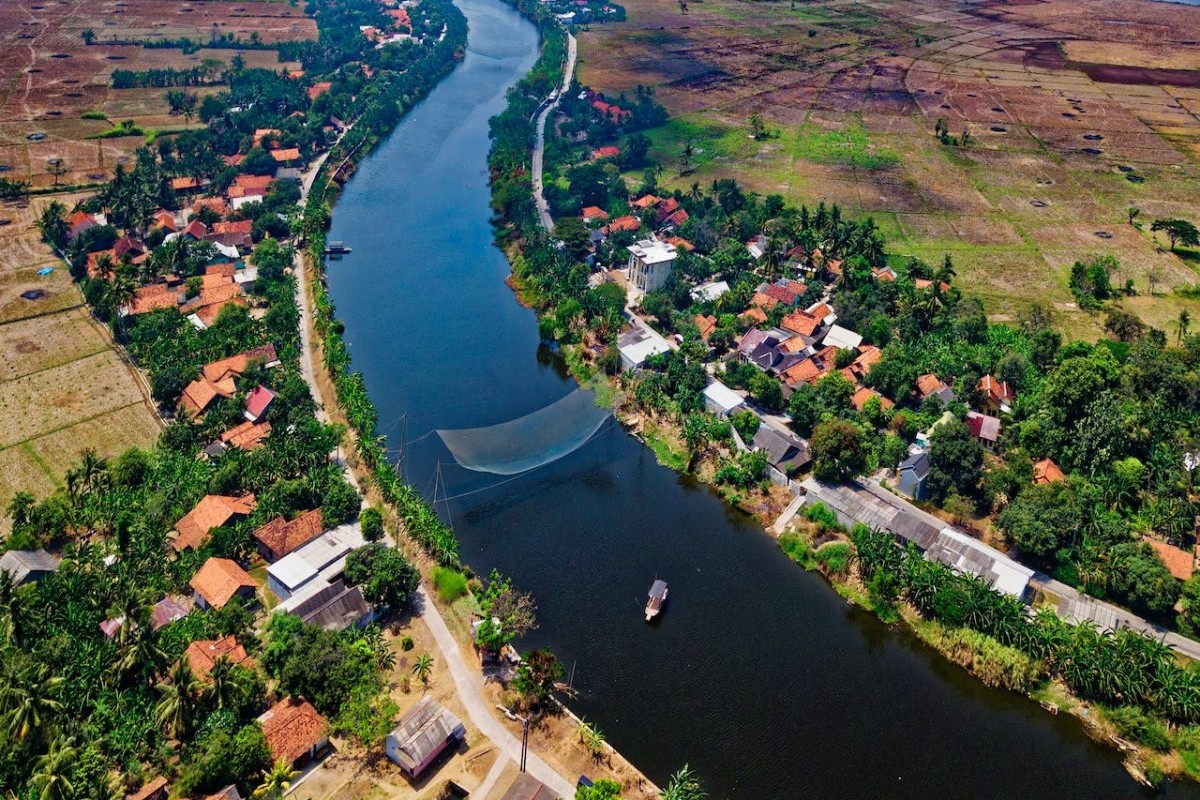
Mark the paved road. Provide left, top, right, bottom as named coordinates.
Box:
left=532, top=29, right=577, bottom=232
left=418, top=586, right=578, bottom=798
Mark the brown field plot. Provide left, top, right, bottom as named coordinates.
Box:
left=579, top=0, right=1200, bottom=334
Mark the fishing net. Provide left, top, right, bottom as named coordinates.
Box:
left=436, top=388, right=611, bottom=475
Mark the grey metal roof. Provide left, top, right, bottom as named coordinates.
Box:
left=753, top=426, right=810, bottom=470
left=926, top=529, right=1034, bottom=598
left=387, top=697, right=465, bottom=773
left=898, top=451, right=929, bottom=480
left=0, top=549, right=60, bottom=584
left=499, top=773, right=559, bottom=800
left=889, top=510, right=941, bottom=550
left=300, top=583, right=372, bottom=631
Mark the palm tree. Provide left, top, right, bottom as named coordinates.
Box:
left=662, top=764, right=706, bottom=800
left=577, top=717, right=606, bottom=761
left=412, top=653, right=433, bottom=685
left=155, top=659, right=197, bottom=740
left=205, top=657, right=244, bottom=711
left=1177, top=309, right=1191, bottom=344
left=3, top=662, right=64, bottom=741
left=253, top=758, right=299, bottom=800
left=30, top=736, right=77, bottom=800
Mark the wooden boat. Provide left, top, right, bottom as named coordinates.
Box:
left=645, top=579, right=668, bottom=622
left=324, top=241, right=352, bottom=255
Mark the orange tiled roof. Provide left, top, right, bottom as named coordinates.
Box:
left=193, top=197, right=230, bottom=218
left=185, top=634, right=255, bottom=680
left=1144, top=538, right=1195, bottom=581
left=605, top=216, right=639, bottom=234
left=128, top=284, right=179, bottom=315
left=694, top=314, right=717, bottom=342
left=917, top=372, right=946, bottom=398
left=127, top=776, right=168, bottom=800
left=777, top=336, right=808, bottom=354
left=631, top=194, right=659, bottom=210
left=270, top=148, right=301, bottom=163
left=203, top=344, right=280, bottom=384
left=173, top=494, right=256, bottom=552
left=581, top=206, right=608, bottom=222
left=851, top=386, right=893, bottom=411
left=179, top=376, right=235, bottom=417
left=1033, top=458, right=1065, bottom=485
left=258, top=698, right=328, bottom=766
left=740, top=307, right=768, bottom=325
left=665, top=236, right=694, bottom=252
left=189, top=558, right=256, bottom=609
left=307, top=82, right=332, bottom=101
left=213, top=220, right=253, bottom=236
left=781, top=358, right=823, bottom=387
left=218, top=420, right=272, bottom=451
left=194, top=297, right=249, bottom=328
left=254, top=508, right=324, bottom=560
left=751, top=291, right=779, bottom=311
left=780, top=310, right=821, bottom=337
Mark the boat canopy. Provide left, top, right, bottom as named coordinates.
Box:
left=649, top=580, right=667, bottom=599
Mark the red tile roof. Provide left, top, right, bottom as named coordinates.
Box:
left=307, top=82, right=332, bottom=101
left=781, top=310, right=821, bottom=337
left=694, top=314, right=717, bottom=342
left=591, top=146, right=620, bottom=160
left=740, top=307, right=768, bottom=325
left=631, top=194, right=659, bottom=210
left=218, top=420, right=272, bottom=451
left=189, top=558, right=256, bottom=609
left=128, top=284, right=180, bottom=315
left=979, top=374, right=1014, bottom=405
left=172, top=494, right=257, bottom=552
left=604, top=216, right=639, bottom=234
left=1033, top=458, right=1065, bottom=485
left=258, top=698, right=328, bottom=767
left=185, top=219, right=208, bottom=240
left=917, top=372, right=947, bottom=398
left=581, top=206, right=609, bottom=222
left=185, top=635, right=255, bottom=680
left=203, top=344, right=280, bottom=384
left=179, top=376, right=236, bottom=417
left=213, top=219, right=253, bottom=236
left=851, top=386, right=893, bottom=411
left=751, top=291, right=779, bottom=311
left=1145, top=539, right=1195, bottom=581
left=270, top=148, right=301, bottom=163
left=254, top=508, right=324, bottom=561
left=127, top=776, right=168, bottom=800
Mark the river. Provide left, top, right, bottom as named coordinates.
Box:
left=323, top=0, right=1194, bottom=796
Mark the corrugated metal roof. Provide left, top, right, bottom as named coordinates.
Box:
left=387, top=697, right=465, bottom=772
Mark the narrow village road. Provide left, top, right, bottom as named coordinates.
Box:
left=417, top=586, right=579, bottom=798
left=532, top=30, right=577, bottom=232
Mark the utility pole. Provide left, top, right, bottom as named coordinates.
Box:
left=520, top=715, right=529, bottom=772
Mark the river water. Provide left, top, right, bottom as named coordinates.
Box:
left=324, top=0, right=1194, bottom=796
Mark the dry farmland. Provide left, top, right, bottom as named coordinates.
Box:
left=578, top=0, right=1200, bottom=334
left=0, top=0, right=317, bottom=520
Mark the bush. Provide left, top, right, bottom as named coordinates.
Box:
left=399, top=635, right=414, bottom=652
left=814, top=541, right=852, bottom=576
left=1105, top=706, right=1170, bottom=752
left=432, top=566, right=468, bottom=603
left=778, top=532, right=814, bottom=569
left=802, top=501, right=842, bottom=533
left=360, top=506, right=384, bottom=542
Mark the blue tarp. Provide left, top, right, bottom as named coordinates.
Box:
left=36, top=267, right=53, bottom=276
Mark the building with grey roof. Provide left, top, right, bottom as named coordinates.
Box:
left=386, top=696, right=466, bottom=779
left=0, top=549, right=60, bottom=585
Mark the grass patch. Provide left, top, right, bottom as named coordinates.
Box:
left=87, top=120, right=146, bottom=139
left=814, top=540, right=853, bottom=576
left=1102, top=705, right=1171, bottom=752
left=81, top=110, right=108, bottom=121
left=431, top=566, right=468, bottom=604
left=779, top=530, right=816, bottom=569
left=791, top=123, right=898, bottom=171
left=643, top=113, right=762, bottom=172
left=908, top=616, right=1046, bottom=693
left=642, top=419, right=687, bottom=471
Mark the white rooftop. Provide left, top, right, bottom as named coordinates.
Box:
left=822, top=324, right=863, bottom=350
left=629, top=239, right=677, bottom=265
left=703, top=381, right=746, bottom=413
left=267, top=522, right=365, bottom=594
left=690, top=280, right=730, bottom=303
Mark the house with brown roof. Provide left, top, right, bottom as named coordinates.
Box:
left=203, top=787, right=241, bottom=800
left=978, top=374, right=1015, bottom=414
left=171, top=494, right=257, bottom=553
left=591, top=145, right=620, bottom=160
left=851, top=386, right=893, bottom=412
left=916, top=372, right=955, bottom=405
left=631, top=194, right=659, bottom=210
left=179, top=375, right=236, bottom=418
left=498, top=774, right=557, bottom=800
left=1033, top=458, right=1065, bottom=485
left=203, top=344, right=281, bottom=385
left=780, top=309, right=822, bottom=338
left=258, top=697, right=330, bottom=769
left=603, top=215, right=640, bottom=235
left=840, top=345, right=882, bottom=384
left=189, top=558, right=257, bottom=611
left=965, top=411, right=1001, bottom=450
left=254, top=508, right=325, bottom=562
left=1144, top=539, right=1195, bottom=582
left=126, top=776, right=168, bottom=800
left=216, top=420, right=272, bottom=452
left=185, top=635, right=255, bottom=681
left=307, top=81, right=332, bottom=101
left=694, top=314, right=717, bottom=342
left=270, top=147, right=302, bottom=164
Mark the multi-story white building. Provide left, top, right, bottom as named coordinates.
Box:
left=627, top=237, right=678, bottom=293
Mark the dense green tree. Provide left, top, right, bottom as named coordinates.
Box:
left=997, top=482, right=1081, bottom=560
left=343, top=543, right=419, bottom=610
left=810, top=419, right=866, bottom=482
left=925, top=419, right=983, bottom=503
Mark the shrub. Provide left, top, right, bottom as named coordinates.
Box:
left=432, top=566, right=469, bottom=603
left=360, top=506, right=384, bottom=542
left=814, top=541, right=853, bottom=576
left=1105, top=706, right=1170, bottom=752
left=779, top=532, right=815, bottom=570
left=399, top=635, right=414, bottom=652
left=802, top=501, right=842, bottom=533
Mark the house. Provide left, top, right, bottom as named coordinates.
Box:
left=740, top=306, right=768, bottom=326
left=965, top=411, right=1001, bottom=449
left=627, top=238, right=677, bottom=293
left=780, top=310, right=823, bottom=339
left=282, top=579, right=374, bottom=631
left=179, top=374, right=235, bottom=417
left=171, top=493, right=257, bottom=552
left=617, top=326, right=669, bottom=371
left=896, top=451, right=930, bottom=500
left=603, top=215, right=639, bottom=235
left=850, top=386, right=893, bottom=412
left=211, top=420, right=272, bottom=454
left=203, top=344, right=281, bottom=385
left=185, top=635, right=255, bottom=681
left=270, top=148, right=302, bottom=165
left=244, top=385, right=277, bottom=422
left=1033, top=458, right=1065, bottom=485
left=690, top=280, right=729, bottom=303
left=840, top=346, right=882, bottom=384
left=978, top=374, right=1014, bottom=414
left=499, top=774, right=558, bottom=800
left=631, top=194, right=659, bottom=211
left=591, top=146, right=620, bottom=160
left=189, top=557, right=257, bottom=611
left=254, top=508, right=325, bottom=562
left=916, top=373, right=955, bottom=405
left=150, top=597, right=190, bottom=631
left=203, top=787, right=241, bottom=800
left=746, top=234, right=768, bottom=261
left=0, top=549, right=60, bottom=584
left=581, top=206, right=609, bottom=223
left=822, top=324, right=863, bottom=351
left=926, top=529, right=1035, bottom=600
left=385, top=696, right=466, bottom=779
left=126, top=776, right=168, bottom=800
left=703, top=381, right=746, bottom=418
left=752, top=425, right=811, bottom=474
left=1145, top=539, right=1195, bottom=581
left=66, top=210, right=98, bottom=241
left=258, top=697, right=330, bottom=770
left=694, top=314, right=718, bottom=342
left=267, top=523, right=365, bottom=600
left=872, top=266, right=898, bottom=282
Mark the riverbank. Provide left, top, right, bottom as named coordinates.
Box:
left=296, top=0, right=664, bottom=794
